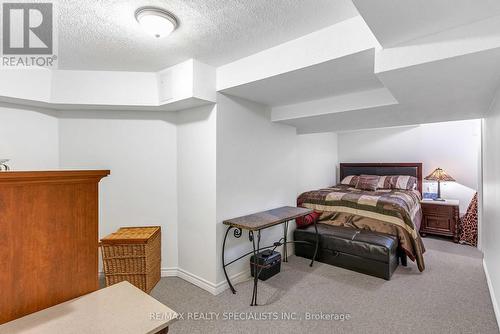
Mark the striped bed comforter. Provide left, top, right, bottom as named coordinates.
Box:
left=297, top=184, right=426, bottom=271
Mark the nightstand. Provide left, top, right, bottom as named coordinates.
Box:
left=420, top=199, right=460, bottom=242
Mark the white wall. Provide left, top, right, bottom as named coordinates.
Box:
left=58, top=112, right=179, bottom=270
left=215, top=94, right=298, bottom=284
left=297, top=132, right=338, bottom=194
left=0, top=106, right=59, bottom=170
left=482, top=92, right=500, bottom=326
left=0, top=60, right=216, bottom=109
left=52, top=70, right=158, bottom=106
left=177, top=105, right=218, bottom=284
left=338, top=120, right=482, bottom=214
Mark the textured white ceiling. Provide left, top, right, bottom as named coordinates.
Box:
left=54, top=0, right=358, bottom=71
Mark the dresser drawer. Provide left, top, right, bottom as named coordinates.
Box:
left=420, top=201, right=459, bottom=242
left=421, top=203, right=454, bottom=217
left=424, top=216, right=451, bottom=231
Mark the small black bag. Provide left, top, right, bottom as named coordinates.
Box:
left=250, top=249, right=281, bottom=281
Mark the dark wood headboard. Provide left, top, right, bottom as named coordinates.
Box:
left=339, top=163, right=423, bottom=193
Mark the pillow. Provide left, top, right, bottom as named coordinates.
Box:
left=295, top=211, right=320, bottom=228
left=340, top=175, right=359, bottom=186
left=355, top=174, right=380, bottom=191
left=377, top=175, right=417, bottom=190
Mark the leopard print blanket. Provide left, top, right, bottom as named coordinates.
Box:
left=459, top=192, right=478, bottom=247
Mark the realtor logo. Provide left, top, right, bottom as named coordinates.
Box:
left=1, top=2, right=57, bottom=67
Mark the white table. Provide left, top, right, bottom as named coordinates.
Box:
left=0, top=282, right=178, bottom=334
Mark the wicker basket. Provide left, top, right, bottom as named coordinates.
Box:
left=100, top=226, right=161, bottom=293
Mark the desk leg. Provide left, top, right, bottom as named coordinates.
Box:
left=310, top=219, right=319, bottom=267
left=250, top=230, right=261, bottom=306
left=222, top=226, right=241, bottom=294
left=283, top=221, right=289, bottom=262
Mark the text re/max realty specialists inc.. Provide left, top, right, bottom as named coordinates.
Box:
left=150, top=311, right=352, bottom=322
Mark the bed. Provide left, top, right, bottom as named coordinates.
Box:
left=296, top=163, right=426, bottom=272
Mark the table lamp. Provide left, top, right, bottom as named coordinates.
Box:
left=424, top=167, right=455, bottom=201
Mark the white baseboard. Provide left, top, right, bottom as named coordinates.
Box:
left=160, top=267, right=178, bottom=277
left=160, top=267, right=251, bottom=296
left=176, top=268, right=220, bottom=295
left=483, top=258, right=500, bottom=330
left=100, top=266, right=248, bottom=295
left=213, top=269, right=251, bottom=295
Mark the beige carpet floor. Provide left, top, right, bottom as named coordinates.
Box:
left=151, top=237, right=499, bottom=334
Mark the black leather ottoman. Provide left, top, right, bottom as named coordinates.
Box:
left=294, top=224, right=399, bottom=280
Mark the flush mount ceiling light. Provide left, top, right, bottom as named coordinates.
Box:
left=135, top=7, right=178, bottom=38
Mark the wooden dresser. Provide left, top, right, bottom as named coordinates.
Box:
left=420, top=199, right=460, bottom=242
left=0, top=170, right=109, bottom=325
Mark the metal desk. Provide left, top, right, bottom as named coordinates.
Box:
left=222, top=206, right=319, bottom=306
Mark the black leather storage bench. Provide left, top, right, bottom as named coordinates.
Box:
left=294, top=224, right=399, bottom=280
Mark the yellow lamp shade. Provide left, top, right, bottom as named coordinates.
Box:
left=424, top=168, right=455, bottom=182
